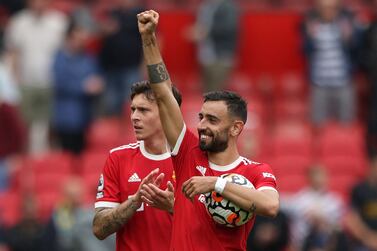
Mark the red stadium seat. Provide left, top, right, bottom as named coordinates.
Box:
left=277, top=173, right=307, bottom=194
left=274, top=98, right=309, bottom=122
left=320, top=155, right=367, bottom=177
left=11, top=152, right=74, bottom=192
left=271, top=121, right=313, bottom=158
left=87, top=118, right=130, bottom=152
left=0, top=191, right=21, bottom=226
left=28, top=151, right=74, bottom=174
left=33, top=172, right=71, bottom=194
left=270, top=155, right=312, bottom=177
left=181, top=96, right=202, bottom=130
left=50, top=0, right=77, bottom=14
left=274, top=72, right=308, bottom=99
left=318, top=122, right=366, bottom=158
left=81, top=151, right=108, bottom=175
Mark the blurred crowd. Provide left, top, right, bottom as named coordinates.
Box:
left=0, top=0, right=377, bottom=250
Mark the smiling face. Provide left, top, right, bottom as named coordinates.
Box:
left=197, top=101, right=239, bottom=153
left=130, top=94, right=163, bottom=140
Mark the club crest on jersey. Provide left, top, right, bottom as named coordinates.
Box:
left=196, top=165, right=207, bottom=176
left=172, top=170, right=176, bottom=182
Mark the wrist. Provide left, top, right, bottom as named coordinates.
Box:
left=129, top=195, right=142, bottom=209
left=214, top=177, right=227, bottom=194
left=141, top=33, right=156, bottom=40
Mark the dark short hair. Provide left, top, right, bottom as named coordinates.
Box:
left=203, top=91, right=247, bottom=123
left=130, top=81, right=182, bottom=107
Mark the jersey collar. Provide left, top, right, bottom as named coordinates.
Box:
left=209, top=156, right=243, bottom=172
left=139, top=141, right=171, bottom=161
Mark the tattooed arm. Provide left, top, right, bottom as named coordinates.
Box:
left=136, top=10, right=184, bottom=149
left=93, top=195, right=142, bottom=240
left=220, top=183, right=279, bottom=217
left=93, top=168, right=165, bottom=240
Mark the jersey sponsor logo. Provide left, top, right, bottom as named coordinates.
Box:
left=172, top=170, right=176, bottom=182
left=196, top=165, right=207, bottom=176
left=262, top=172, right=276, bottom=180
left=128, top=172, right=141, bottom=182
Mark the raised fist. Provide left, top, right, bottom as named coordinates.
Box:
left=137, top=10, right=159, bottom=35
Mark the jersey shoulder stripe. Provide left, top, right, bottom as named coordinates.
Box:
left=110, top=142, right=140, bottom=153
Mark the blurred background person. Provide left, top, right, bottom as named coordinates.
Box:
left=99, top=0, right=144, bottom=118
left=0, top=19, right=25, bottom=191
left=361, top=0, right=377, bottom=159
left=71, top=0, right=98, bottom=35
left=48, top=177, right=115, bottom=251
left=4, top=0, right=67, bottom=155
left=302, top=0, right=362, bottom=127
left=5, top=195, right=53, bottom=251
left=344, top=158, right=377, bottom=251
left=1, top=0, right=26, bottom=16
left=247, top=211, right=290, bottom=251
left=51, top=18, right=103, bottom=155
left=186, top=0, right=239, bottom=92
left=282, top=165, right=344, bottom=251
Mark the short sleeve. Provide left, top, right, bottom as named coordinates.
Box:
left=250, top=163, right=278, bottom=192
left=94, top=153, right=121, bottom=208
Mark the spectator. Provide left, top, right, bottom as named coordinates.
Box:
left=0, top=23, right=25, bottom=191
left=362, top=0, right=377, bottom=158
left=5, top=195, right=54, bottom=251
left=282, top=165, right=344, bottom=250
left=52, top=18, right=103, bottom=155
left=187, top=0, right=239, bottom=92
left=4, top=0, right=67, bottom=155
left=247, top=211, right=290, bottom=251
left=302, top=0, right=362, bottom=127
left=71, top=0, right=98, bottom=35
left=344, top=158, right=377, bottom=251
left=1, top=0, right=25, bottom=15
left=48, top=177, right=115, bottom=251
left=99, top=0, right=144, bottom=117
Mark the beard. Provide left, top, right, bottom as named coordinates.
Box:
left=198, top=129, right=229, bottom=153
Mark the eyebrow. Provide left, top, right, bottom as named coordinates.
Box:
left=199, top=112, right=220, bottom=121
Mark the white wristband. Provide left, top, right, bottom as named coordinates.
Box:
left=215, top=177, right=227, bottom=194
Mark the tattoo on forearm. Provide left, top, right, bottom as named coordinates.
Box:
left=147, top=62, right=170, bottom=84
left=249, top=203, right=257, bottom=213
left=93, top=199, right=140, bottom=238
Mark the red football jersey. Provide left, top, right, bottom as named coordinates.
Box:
left=95, top=141, right=174, bottom=251
left=170, top=125, right=277, bottom=251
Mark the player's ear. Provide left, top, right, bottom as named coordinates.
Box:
left=230, top=120, right=244, bottom=137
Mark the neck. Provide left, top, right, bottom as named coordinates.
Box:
left=143, top=135, right=167, bottom=155
left=207, top=142, right=239, bottom=166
